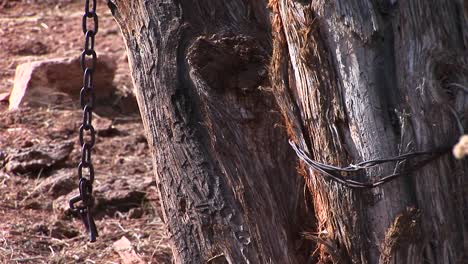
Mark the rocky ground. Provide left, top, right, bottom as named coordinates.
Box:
left=0, top=1, right=171, bottom=263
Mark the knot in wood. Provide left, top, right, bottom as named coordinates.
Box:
left=187, top=35, right=267, bottom=95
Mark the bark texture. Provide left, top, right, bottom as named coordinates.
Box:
left=110, top=0, right=468, bottom=263
left=109, top=0, right=311, bottom=263
left=270, top=0, right=468, bottom=263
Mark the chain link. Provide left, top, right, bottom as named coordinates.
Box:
left=70, top=0, right=99, bottom=242
left=82, top=0, right=98, bottom=34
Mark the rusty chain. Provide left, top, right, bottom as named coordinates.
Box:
left=69, top=0, right=99, bottom=242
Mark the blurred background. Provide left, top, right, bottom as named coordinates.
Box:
left=0, top=1, right=171, bottom=263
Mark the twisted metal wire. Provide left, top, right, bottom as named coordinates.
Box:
left=289, top=140, right=450, bottom=189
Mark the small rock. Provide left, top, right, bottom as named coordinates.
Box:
left=30, top=221, right=79, bottom=239
left=8, top=55, right=117, bottom=110
left=94, top=116, right=113, bottom=131
left=128, top=207, right=144, bottom=219
left=94, top=116, right=122, bottom=137
left=27, top=169, right=75, bottom=198
left=31, top=223, right=49, bottom=236
left=134, top=134, right=148, bottom=144
left=12, top=40, right=48, bottom=56
left=53, top=176, right=155, bottom=219
left=5, top=141, right=73, bottom=175
left=0, top=92, right=9, bottom=102
left=21, top=140, right=33, bottom=148
left=94, top=177, right=154, bottom=216
left=112, top=93, right=140, bottom=115
left=52, top=193, right=75, bottom=220
left=97, top=125, right=121, bottom=137
left=41, top=201, right=53, bottom=211
left=46, top=170, right=76, bottom=197
left=113, top=236, right=145, bottom=264
left=50, top=221, right=80, bottom=239
left=113, top=236, right=133, bottom=251
left=23, top=200, right=42, bottom=210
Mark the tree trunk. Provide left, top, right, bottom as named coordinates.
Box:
left=108, top=1, right=312, bottom=263
left=109, top=0, right=468, bottom=263
left=270, top=0, right=468, bottom=263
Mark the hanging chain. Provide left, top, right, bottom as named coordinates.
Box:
left=69, top=0, right=99, bottom=242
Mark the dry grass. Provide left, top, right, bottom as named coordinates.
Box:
left=0, top=106, right=172, bottom=263
left=379, top=207, right=421, bottom=264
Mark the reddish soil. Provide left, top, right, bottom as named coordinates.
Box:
left=0, top=1, right=171, bottom=263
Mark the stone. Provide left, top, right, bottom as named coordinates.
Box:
left=94, top=116, right=123, bottom=137
left=26, top=169, right=75, bottom=198
left=0, top=92, right=9, bottom=102
left=52, top=193, right=75, bottom=220
left=8, top=55, right=116, bottom=110
left=113, top=236, right=145, bottom=264
left=49, top=221, right=80, bottom=239
left=30, top=221, right=79, bottom=239
left=93, top=177, right=155, bottom=216
left=5, top=141, right=73, bottom=175
left=44, top=169, right=76, bottom=197
left=23, top=200, right=42, bottom=210
left=52, top=175, right=156, bottom=219
left=127, top=207, right=144, bottom=219
left=11, top=40, right=48, bottom=56
left=53, top=175, right=155, bottom=219
left=31, top=223, right=49, bottom=236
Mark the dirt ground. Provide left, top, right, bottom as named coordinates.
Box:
left=1, top=1, right=172, bottom=263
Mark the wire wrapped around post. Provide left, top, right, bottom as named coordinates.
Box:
left=289, top=140, right=451, bottom=189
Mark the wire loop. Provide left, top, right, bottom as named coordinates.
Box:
left=289, top=140, right=450, bottom=189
